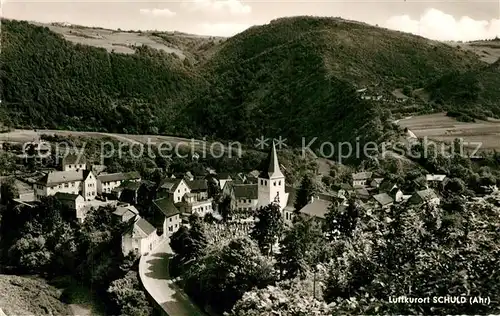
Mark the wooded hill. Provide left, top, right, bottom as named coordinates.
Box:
left=2, top=17, right=499, bottom=146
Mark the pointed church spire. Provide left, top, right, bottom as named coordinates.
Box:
left=259, top=140, right=284, bottom=179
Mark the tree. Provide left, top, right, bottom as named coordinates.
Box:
left=170, top=226, right=193, bottom=261
left=445, top=177, right=466, bottom=195
left=294, top=175, right=315, bottom=214
left=188, top=214, right=208, bottom=259
left=229, top=277, right=331, bottom=316
left=218, top=195, right=233, bottom=222
left=323, top=198, right=360, bottom=240
left=184, top=237, right=276, bottom=314
left=107, top=271, right=152, bottom=316
left=0, top=177, right=18, bottom=205
left=277, top=216, right=323, bottom=279
left=250, top=203, right=284, bottom=256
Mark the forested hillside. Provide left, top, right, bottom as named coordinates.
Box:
left=1, top=20, right=205, bottom=134
left=2, top=17, right=500, bottom=146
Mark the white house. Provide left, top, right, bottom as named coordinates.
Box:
left=97, top=171, right=141, bottom=195
left=152, top=198, right=182, bottom=237
left=352, top=172, right=373, bottom=188
left=233, top=184, right=259, bottom=211
left=34, top=170, right=97, bottom=201
left=61, top=153, right=87, bottom=171
left=158, top=178, right=190, bottom=203
left=181, top=193, right=213, bottom=217
left=121, top=216, right=159, bottom=256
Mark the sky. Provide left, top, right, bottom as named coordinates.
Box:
left=1, top=0, right=500, bottom=41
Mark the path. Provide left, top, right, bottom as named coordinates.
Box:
left=139, top=238, right=206, bottom=316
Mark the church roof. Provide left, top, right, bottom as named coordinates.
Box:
left=259, top=141, right=284, bottom=180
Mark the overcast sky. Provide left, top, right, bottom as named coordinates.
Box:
left=2, top=0, right=500, bottom=41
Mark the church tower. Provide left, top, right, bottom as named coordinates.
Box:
left=257, top=141, right=286, bottom=209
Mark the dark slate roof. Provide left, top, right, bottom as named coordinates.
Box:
left=135, top=217, right=156, bottom=236
left=379, top=180, right=398, bottom=192
left=414, top=189, right=438, bottom=201
left=54, top=192, right=80, bottom=201
left=37, top=170, right=87, bottom=186
left=159, top=178, right=182, bottom=192
left=373, top=193, right=394, bottom=206
left=339, top=183, right=354, bottom=191
left=153, top=198, right=180, bottom=218
left=113, top=204, right=139, bottom=217
left=62, top=153, right=86, bottom=165
left=258, top=141, right=284, bottom=179
left=121, top=181, right=141, bottom=191
left=285, top=186, right=296, bottom=209
left=355, top=188, right=371, bottom=199
left=187, top=179, right=208, bottom=191
left=98, top=171, right=141, bottom=183
left=216, top=173, right=232, bottom=180
left=299, top=199, right=331, bottom=219
left=233, top=184, right=258, bottom=199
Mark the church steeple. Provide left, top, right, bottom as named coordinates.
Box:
left=257, top=140, right=286, bottom=209
left=259, top=140, right=284, bottom=179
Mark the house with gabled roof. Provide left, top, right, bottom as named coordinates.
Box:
left=34, top=170, right=97, bottom=201
left=97, top=171, right=141, bottom=195
left=152, top=197, right=181, bottom=237
left=158, top=178, right=190, bottom=203
left=409, top=189, right=440, bottom=205
left=216, top=173, right=232, bottom=190
left=372, top=193, right=394, bottom=209
left=54, top=192, right=86, bottom=222
left=180, top=193, right=213, bottom=218
left=352, top=172, right=373, bottom=188
left=186, top=179, right=209, bottom=200
left=61, top=153, right=87, bottom=172
left=232, top=183, right=259, bottom=212
left=426, top=174, right=446, bottom=182
left=370, top=177, right=385, bottom=188
left=299, top=198, right=331, bottom=222
left=113, top=203, right=139, bottom=222
left=121, top=216, right=159, bottom=256
left=355, top=187, right=371, bottom=201
left=378, top=179, right=398, bottom=193
left=113, top=181, right=142, bottom=204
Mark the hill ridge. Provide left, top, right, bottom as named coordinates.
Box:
left=1, top=16, right=499, bottom=148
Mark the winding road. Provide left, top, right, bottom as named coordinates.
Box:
left=138, top=238, right=206, bottom=316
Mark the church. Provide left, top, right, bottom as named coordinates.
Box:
left=224, top=141, right=295, bottom=224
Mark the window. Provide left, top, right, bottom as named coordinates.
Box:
left=169, top=217, right=172, bottom=222
left=178, top=189, right=180, bottom=193
left=279, top=181, right=281, bottom=186
left=265, top=181, right=267, bottom=186
left=175, top=224, right=178, bottom=228
left=261, top=180, right=263, bottom=185
left=274, top=181, right=276, bottom=186
left=64, top=183, right=69, bottom=188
